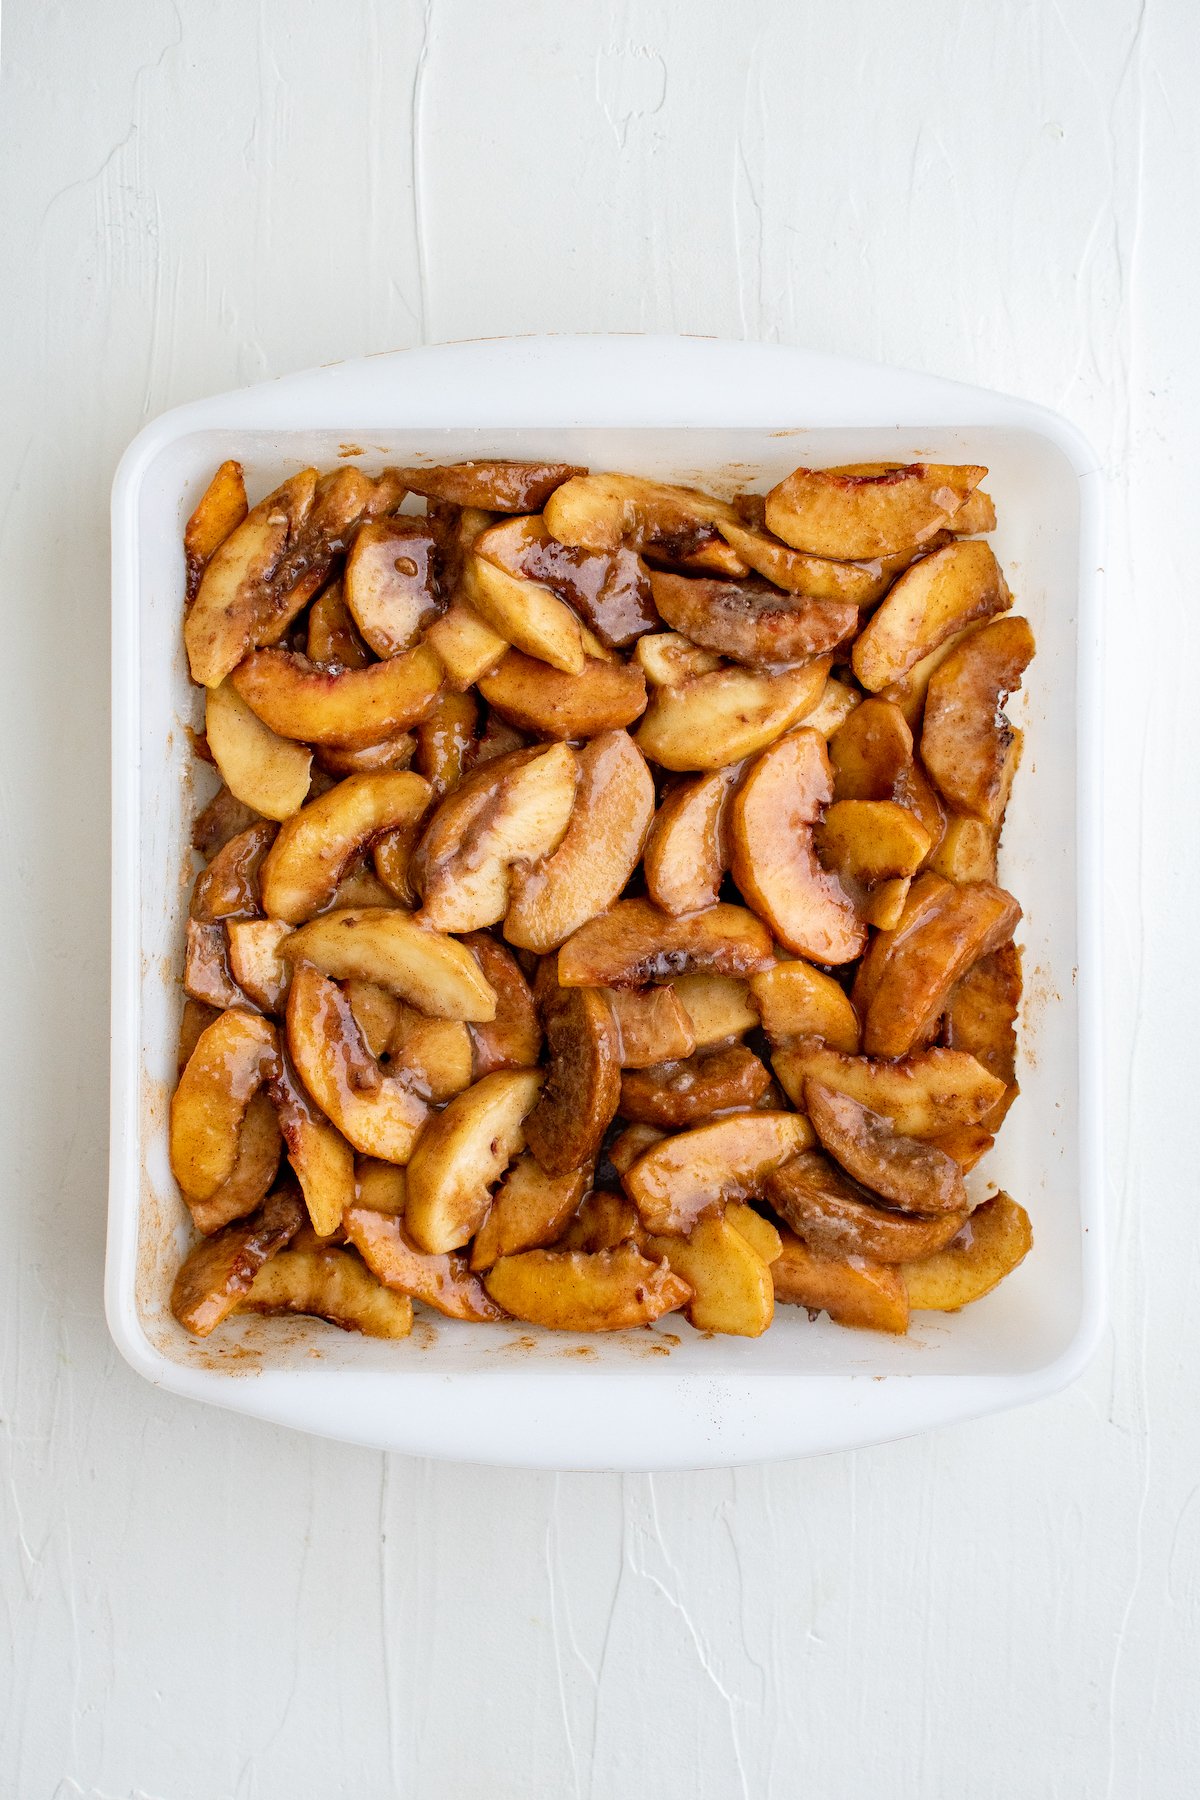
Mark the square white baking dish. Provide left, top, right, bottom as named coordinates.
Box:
left=108, top=334, right=1105, bottom=1470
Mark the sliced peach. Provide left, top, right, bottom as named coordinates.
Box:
left=636, top=656, right=831, bottom=771
left=852, top=877, right=1021, bottom=1057
left=852, top=540, right=1011, bottom=691
left=404, top=1068, right=542, bottom=1253
left=268, top=1050, right=356, bottom=1237
left=771, top=1228, right=909, bottom=1334
left=412, top=744, right=578, bottom=933
left=929, top=1122, right=995, bottom=1172
left=170, top=1187, right=306, bottom=1337
left=343, top=1206, right=505, bottom=1320
left=524, top=987, right=622, bottom=1177
left=226, top=918, right=293, bottom=1012
left=183, top=920, right=242, bottom=1009
left=815, top=799, right=932, bottom=886
left=475, top=513, right=656, bottom=647
left=770, top=1040, right=1005, bottom=1138
left=191, top=784, right=262, bottom=860
left=749, top=961, right=860, bottom=1052
left=505, top=731, right=654, bottom=953
left=483, top=1245, right=691, bottom=1331
left=828, top=697, right=945, bottom=852
left=764, top=463, right=985, bottom=560
left=623, top=1111, right=814, bottom=1235
left=460, top=932, right=542, bottom=1076
left=648, top=569, right=857, bottom=668
left=230, top=643, right=443, bottom=749
left=316, top=732, right=416, bottom=777
left=608, top=1123, right=666, bottom=1177
left=282, top=907, right=496, bottom=1019
left=469, top=1154, right=588, bottom=1271
left=605, top=985, right=696, bottom=1068
left=804, top=677, right=861, bottom=738
left=670, top=973, right=759, bottom=1047
left=187, top=1091, right=283, bottom=1235
left=204, top=680, right=312, bottom=822
left=647, top=537, right=749, bottom=578
left=306, top=578, right=370, bottom=669
left=947, top=487, right=996, bottom=534
left=927, top=815, right=997, bottom=885
left=619, top=1043, right=771, bottom=1127
left=643, top=764, right=741, bottom=918
left=944, top=943, right=1021, bottom=1089
left=240, top=1243, right=415, bottom=1337
left=185, top=470, right=317, bottom=686
left=286, top=964, right=428, bottom=1162
left=556, top=1190, right=645, bottom=1253
left=714, top=518, right=892, bottom=605
left=877, top=627, right=973, bottom=729
left=643, top=1215, right=774, bottom=1336
left=354, top=1158, right=408, bottom=1214
left=184, top=459, right=248, bottom=601
left=725, top=1200, right=782, bottom=1264
left=478, top=649, right=646, bottom=738
left=397, top=461, right=585, bottom=511
left=729, top=727, right=866, bottom=963
left=557, top=898, right=773, bottom=990
left=804, top=1080, right=967, bottom=1214
left=766, top=1150, right=967, bottom=1262
left=332, top=862, right=405, bottom=910
left=191, top=820, right=277, bottom=922
left=177, top=997, right=220, bottom=1074
left=425, top=601, right=509, bottom=689
left=170, top=1009, right=279, bottom=1201
left=902, top=1193, right=1032, bottom=1310
left=386, top=1007, right=474, bottom=1104
left=415, top=687, right=478, bottom=794
left=921, top=615, right=1036, bottom=829
left=260, top=770, right=432, bottom=924
left=462, top=555, right=586, bottom=675
left=544, top=472, right=740, bottom=556
left=343, top=517, right=441, bottom=658
left=635, top=631, right=722, bottom=686
left=371, top=810, right=425, bottom=906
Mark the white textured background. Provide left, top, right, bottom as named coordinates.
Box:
left=1, top=1, right=1195, bottom=1795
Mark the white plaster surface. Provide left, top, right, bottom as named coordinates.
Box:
left=0, top=0, right=1194, bottom=1794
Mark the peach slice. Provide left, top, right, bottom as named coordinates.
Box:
left=712, top=517, right=890, bottom=605
left=191, top=784, right=262, bottom=860
left=478, top=649, right=647, bottom=738
left=816, top=799, right=932, bottom=887
left=475, top=513, right=656, bottom=647
left=185, top=469, right=317, bottom=686
left=725, top=1200, right=782, bottom=1264
left=544, top=472, right=741, bottom=556
left=306, top=578, right=370, bottom=669
left=729, top=727, right=866, bottom=964
left=286, top=965, right=428, bottom=1162
left=170, top=1009, right=279, bottom=1201
left=766, top=1151, right=968, bottom=1263
left=770, top=1228, right=909, bottom=1334
left=803, top=677, right=861, bottom=739
left=619, top=1043, right=772, bottom=1127
left=877, top=627, right=974, bottom=730
left=316, top=733, right=416, bottom=777
left=828, top=697, right=945, bottom=853
left=557, top=898, right=773, bottom=990
left=927, top=815, right=997, bottom=885
left=648, top=569, right=857, bottom=668
left=412, top=744, right=578, bottom=933
left=852, top=876, right=1021, bottom=1057
left=385, top=1007, right=474, bottom=1104
left=282, top=908, right=497, bottom=1019
left=556, top=1190, right=646, bottom=1253
left=184, top=459, right=248, bottom=601
left=170, top=1187, right=306, bottom=1337
left=605, top=985, right=696, bottom=1068
left=404, top=1068, right=542, bottom=1253
left=608, top=1123, right=665, bottom=1178
left=622, top=1111, right=814, bottom=1235
left=204, top=680, right=312, bottom=822
left=921, top=615, right=1037, bottom=829
left=804, top=1080, right=967, bottom=1214
left=749, top=960, right=860, bottom=1052
left=191, top=820, right=277, bottom=922
left=460, top=932, right=542, bottom=1076
left=851, top=540, right=1011, bottom=691
left=469, top=1154, right=589, bottom=1272
left=483, top=1245, right=691, bottom=1331
left=260, top=770, right=432, bottom=924
left=343, top=517, right=441, bottom=658
left=463, top=555, right=586, bottom=675
left=415, top=687, right=478, bottom=794
left=636, top=656, right=831, bottom=771
left=183, top=920, right=242, bottom=1009
left=505, top=731, right=654, bottom=953
left=764, top=463, right=985, bottom=561
left=230, top=643, right=444, bottom=749
left=902, top=1193, right=1032, bottom=1310
left=177, top=997, right=220, bottom=1074
left=635, top=631, right=722, bottom=686
left=643, top=764, right=741, bottom=917
left=239, top=1242, right=415, bottom=1337
left=929, top=1122, right=995, bottom=1172
left=186, top=1091, right=283, bottom=1235
left=770, top=1040, right=1006, bottom=1138
left=268, top=1051, right=356, bottom=1237
left=643, top=1215, right=775, bottom=1336
left=647, top=537, right=749, bottom=578
left=226, top=918, right=293, bottom=1012
left=946, top=487, right=996, bottom=535
left=944, top=943, right=1021, bottom=1089
left=425, top=601, right=509, bottom=689
left=343, top=1206, right=505, bottom=1321
left=669, top=973, right=759, bottom=1047
left=524, top=986, right=622, bottom=1177
left=397, top=461, right=585, bottom=512
left=371, top=809, right=425, bottom=906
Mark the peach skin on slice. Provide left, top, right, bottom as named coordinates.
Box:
left=230, top=643, right=444, bottom=749
left=283, top=908, right=497, bottom=1020
left=286, top=965, right=428, bottom=1163
left=184, top=459, right=248, bottom=602
left=764, top=463, right=985, bottom=561
left=343, top=1206, right=506, bottom=1321
left=766, top=1151, right=968, bottom=1263
left=921, top=615, right=1036, bottom=830
left=404, top=1069, right=542, bottom=1254
left=483, top=1245, right=691, bottom=1331
left=259, top=771, right=432, bottom=925
left=170, top=1009, right=279, bottom=1202
left=557, top=898, right=773, bottom=990
left=170, top=1186, right=306, bottom=1337
left=804, top=1080, right=968, bottom=1215
left=851, top=539, right=1011, bottom=691
left=622, top=1110, right=813, bottom=1235
left=770, top=1227, right=909, bottom=1333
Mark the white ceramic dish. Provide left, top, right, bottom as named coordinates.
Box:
left=108, top=334, right=1104, bottom=1471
